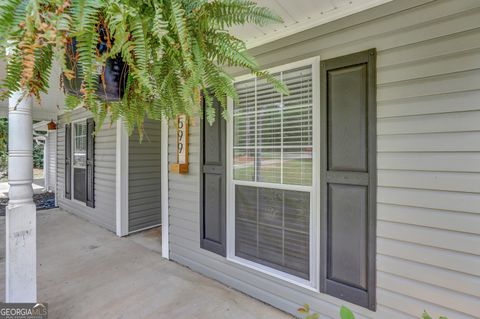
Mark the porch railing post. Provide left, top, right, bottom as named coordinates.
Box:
left=6, top=91, right=37, bottom=302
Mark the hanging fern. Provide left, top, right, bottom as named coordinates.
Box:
left=0, top=0, right=287, bottom=135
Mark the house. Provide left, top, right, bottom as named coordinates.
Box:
left=1, top=0, right=479, bottom=318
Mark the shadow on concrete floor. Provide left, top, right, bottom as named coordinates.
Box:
left=0, top=209, right=293, bottom=319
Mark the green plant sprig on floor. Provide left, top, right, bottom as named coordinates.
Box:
left=0, top=0, right=287, bottom=137
left=422, top=311, right=448, bottom=319
left=298, top=304, right=449, bottom=319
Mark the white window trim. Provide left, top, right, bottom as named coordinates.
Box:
left=226, top=56, right=321, bottom=290
left=161, top=117, right=169, bottom=259
left=70, top=117, right=89, bottom=206
left=116, top=118, right=129, bottom=237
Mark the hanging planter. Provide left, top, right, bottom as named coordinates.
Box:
left=64, top=26, right=128, bottom=102
left=0, top=0, right=288, bottom=136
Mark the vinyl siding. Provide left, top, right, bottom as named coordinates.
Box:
left=57, top=108, right=116, bottom=232
left=168, top=0, right=480, bottom=318
left=128, top=119, right=162, bottom=232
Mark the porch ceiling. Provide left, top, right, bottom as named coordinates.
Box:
left=0, top=59, right=64, bottom=121
left=0, top=0, right=392, bottom=119
left=230, top=0, right=393, bottom=48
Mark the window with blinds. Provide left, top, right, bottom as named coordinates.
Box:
left=233, top=66, right=313, bottom=186
left=232, top=64, right=313, bottom=280
left=73, top=122, right=87, bottom=168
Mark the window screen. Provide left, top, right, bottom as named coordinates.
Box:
left=233, top=64, right=313, bottom=280
left=233, top=66, right=313, bottom=186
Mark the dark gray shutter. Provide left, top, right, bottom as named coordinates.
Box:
left=320, top=49, right=377, bottom=310
left=200, top=96, right=226, bottom=256
left=86, top=118, right=95, bottom=208
left=65, top=123, right=72, bottom=199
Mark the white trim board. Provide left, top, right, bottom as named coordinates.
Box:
left=115, top=119, right=129, bottom=237
left=161, top=118, right=170, bottom=259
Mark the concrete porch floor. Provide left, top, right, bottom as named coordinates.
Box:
left=0, top=209, right=293, bottom=319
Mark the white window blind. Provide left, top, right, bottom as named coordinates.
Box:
left=73, top=122, right=87, bottom=168
left=233, top=65, right=313, bottom=186
left=235, top=185, right=310, bottom=279
left=232, top=64, right=314, bottom=280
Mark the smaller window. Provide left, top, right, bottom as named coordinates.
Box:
left=73, top=122, right=87, bottom=168
left=233, top=66, right=313, bottom=186
left=72, top=121, right=88, bottom=203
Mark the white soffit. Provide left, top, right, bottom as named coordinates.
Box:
left=230, top=0, right=393, bottom=48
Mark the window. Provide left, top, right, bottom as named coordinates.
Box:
left=72, top=121, right=87, bottom=203
left=65, top=118, right=95, bottom=207
left=233, top=66, right=313, bottom=185
left=73, top=122, right=87, bottom=168
left=230, top=62, right=317, bottom=283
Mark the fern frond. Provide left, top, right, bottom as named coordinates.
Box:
left=200, top=0, right=283, bottom=28
left=0, top=50, right=23, bottom=100
left=71, top=0, right=103, bottom=33
left=32, top=44, right=54, bottom=97
left=207, top=31, right=256, bottom=69
left=129, top=16, right=154, bottom=92
left=65, top=94, right=82, bottom=110
left=152, top=3, right=168, bottom=51
left=0, top=0, right=286, bottom=133
left=168, top=0, right=194, bottom=71
left=253, top=70, right=289, bottom=95
left=0, top=0, right=24, bottom=43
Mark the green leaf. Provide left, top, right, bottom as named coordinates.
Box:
left=339, top=306, right=355, bottom=319
left=422, top=311, right=433, bottom=319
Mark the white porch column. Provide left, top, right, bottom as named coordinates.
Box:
left=6, top=91, right=37, bottom=302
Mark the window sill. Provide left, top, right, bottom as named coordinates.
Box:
left=226, top=255, right=318, bottom=293
left=70, top=198, right=87, bottom=207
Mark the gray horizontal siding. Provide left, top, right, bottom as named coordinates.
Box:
left=57, top=108, right=116, bottom=232
left=128, top=119, right=161, bottom=232
left=168, top=0, right=480, bottom=318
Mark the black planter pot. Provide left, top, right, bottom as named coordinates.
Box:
left=64, top=29, right=128, bottom=102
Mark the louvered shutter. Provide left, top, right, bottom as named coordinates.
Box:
left=65, top=123, right=72, bottom=199
left=320, top=49, right=377, bottom=310
left=200, top=96, right=226, bottom=256
left=86, top=118, right=95, bottom=208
